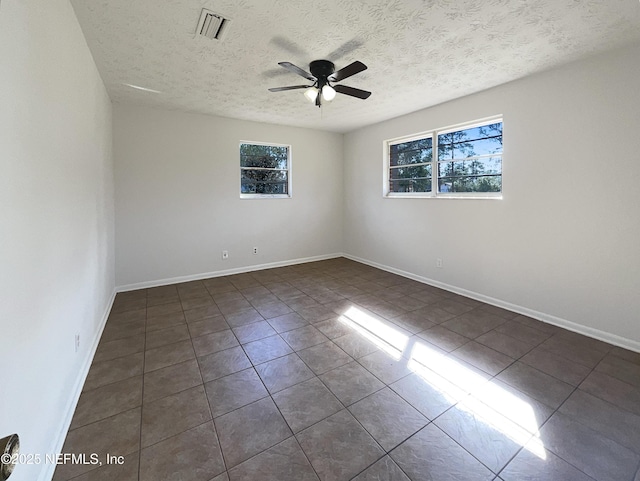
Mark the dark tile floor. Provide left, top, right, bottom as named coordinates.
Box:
left=53, top=258, right=640, bottom=481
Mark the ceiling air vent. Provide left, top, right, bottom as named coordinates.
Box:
left=195, top=9, right=230, bottom=41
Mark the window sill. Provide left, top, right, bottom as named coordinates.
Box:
left=240, top=194, right=291, bottom=199
left=384, top=193, right=502, bottom=200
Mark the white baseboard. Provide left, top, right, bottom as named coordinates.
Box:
left=343, top=253, right=640, bottom=354
left=38, top=289, right=116, bottom=481
left=116, top=253, right=343, bottom=292
left=118, top=250, right=639, bottom=352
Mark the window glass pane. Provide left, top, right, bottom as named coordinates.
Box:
left=479, top=156, right=502, bottom=175
left=241, top=169, right=288, bottom=194
left=389, top=164, right=432, bottom=193
left=438, top=160, right=466, bottom=178
left=439, top=174, right=501, bottom=193
left=241, top=182, right=288, bottom=194
left=446, top=137, right=502, bottom=159
left=392, top=149, right=432, bottom=166
left=451, top=123, right=502, bottom=142
left=389, top=178, right=432, bottom=193
left=438, top=157, right=501, bottom=193
left=241, top=169, right=288, bottom=182
left=390, top=137, right=432, bottom=166
left=240, top=144, right=288, bottom=169
left=438, top=123, right=503, bottom=161
left=390, top=164, right=431, bottom=180
left=438, top=157, right=501, bottom=177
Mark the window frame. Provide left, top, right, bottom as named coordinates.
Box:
left=384, top=116, right=503, bottom=199
left=240, top=140, right=292, bottom=199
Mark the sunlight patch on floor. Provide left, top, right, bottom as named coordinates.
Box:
left=409, top=341, right=488, bottom=394
left=339, top=306, right=409, bottom=360
left=341, top=305, right=546, bottom=460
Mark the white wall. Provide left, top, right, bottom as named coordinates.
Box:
left=343, top=42, right=640, bottom=348
left=0, top=0, right=114, bottom=479
left=114, top=105, right=343, bottom=288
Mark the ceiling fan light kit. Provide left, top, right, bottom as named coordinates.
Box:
left=303, top=84, right=336, bottom=104
left=269, top=59, right=371, bottom=108
left=304, top=87, right=319, bottom=103
left=321, top=84, right=336, bottom=101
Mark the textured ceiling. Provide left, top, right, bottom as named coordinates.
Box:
left=70, top=0, right=640, bottom=133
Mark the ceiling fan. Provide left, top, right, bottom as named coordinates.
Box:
left=269, top=60, right=371, bottom=107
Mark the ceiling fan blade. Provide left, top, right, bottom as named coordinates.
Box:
left=268, top=85, right=311, bottom=92
left=334, top=84, right=371, bottom=99
left=278, top=62, right=316, bottom=81
left=328, top=61, right=367, bottom=82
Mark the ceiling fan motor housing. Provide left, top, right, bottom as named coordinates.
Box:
left=309, top=60, right=335, bottom=86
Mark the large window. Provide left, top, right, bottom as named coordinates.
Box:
left=240, top=142, right=291, bottom=198
left=385, top=118, right=503, bottom=198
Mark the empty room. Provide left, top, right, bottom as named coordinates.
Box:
left=2, top=0, right=640, bottom=480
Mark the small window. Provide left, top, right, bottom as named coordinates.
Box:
left=385, top=117, right=503, bottom=198
left=240, top=142, right=291, bottom=198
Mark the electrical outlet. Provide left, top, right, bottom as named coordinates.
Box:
left=222, top=250, right=229, bottom=260
left=75, top=334, right=80, bottom=352
left=436, top=258, right=443, bottom=268
left=252, top=247, right=258, bottom=255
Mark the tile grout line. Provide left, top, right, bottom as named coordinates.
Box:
left=178, top=287, right=231, bottom=479
left=136, top=298, right=148, bottom=481
left=209, top=276, right=364, bottom=478
left=212, top=286, right=271, bottom=477
left=213, top=282, right=311, bottom=477
left=279, top=275, right=391, bottom=481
